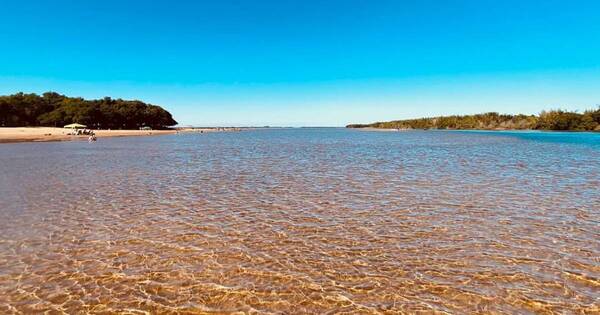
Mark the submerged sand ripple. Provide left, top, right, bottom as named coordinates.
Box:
left=0, top=129, right=599, bottom=313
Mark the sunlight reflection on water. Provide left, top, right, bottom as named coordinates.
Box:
left=0, top=129, right=599, bottom=313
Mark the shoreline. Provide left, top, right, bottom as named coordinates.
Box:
left=349, top=127, right=600, bottom=133
left=0, top=127, right=242, bottom=144
left=351, top=127, right=413, bottom=132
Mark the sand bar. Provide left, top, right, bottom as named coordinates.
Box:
left=0, top=127, right=239, bottom=143
left=352, top=127, right=413, bottom=132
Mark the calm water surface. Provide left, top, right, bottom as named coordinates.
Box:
left=0, top=129, right=599, bottom=314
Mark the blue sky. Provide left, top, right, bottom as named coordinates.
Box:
left=1, top=0, right=599, bottom=126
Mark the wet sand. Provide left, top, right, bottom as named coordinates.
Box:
left=0, top=127, right=240, bottom=143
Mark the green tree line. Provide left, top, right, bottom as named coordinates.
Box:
left=347, top=108, right=600, bottom=131
left=0, top=92, right=177, bottom=129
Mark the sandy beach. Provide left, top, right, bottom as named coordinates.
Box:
left=353, top=127, right=413, bottom=132
left=0, top=127, right=239, bottom=143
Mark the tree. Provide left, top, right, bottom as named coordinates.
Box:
left=0, top=92, right=178, bottom=129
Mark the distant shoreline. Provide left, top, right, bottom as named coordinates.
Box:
left=351, top=127, right=600, bottom=133
left=347, top=109, right=600, bottom=132
left=0, top=127, right=242, bottom=144
left=346, top=127, right=600, bottom=133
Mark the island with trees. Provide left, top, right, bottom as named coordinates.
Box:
left=0, top=92, right=177, bottom=129
left=347, top=108, right=600, bottom=131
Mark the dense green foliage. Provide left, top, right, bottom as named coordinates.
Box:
left=0, top=92, right=177, bottom=129
left=347, top=108, right=600, bottom=131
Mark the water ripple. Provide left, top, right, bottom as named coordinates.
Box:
left=0, top=129, right=598, bottom=313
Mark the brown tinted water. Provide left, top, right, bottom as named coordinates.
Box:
left=0, top=129, right=599, bottom=314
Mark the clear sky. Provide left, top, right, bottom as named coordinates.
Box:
left=1, top=0, right=599, bottom=126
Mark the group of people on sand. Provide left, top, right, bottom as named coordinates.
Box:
left=75, top=129, right=97, bottom=142
left=74, top=129, right=95, bottom=136
left=66, top=128, right=97, bottom=142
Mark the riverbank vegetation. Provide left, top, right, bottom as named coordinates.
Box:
left=0, top=92, right=177, bottom=129
left=347, top=108, right=600, bottom=131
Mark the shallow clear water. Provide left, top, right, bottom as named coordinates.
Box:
left=0, top=128, right=599, bottom=313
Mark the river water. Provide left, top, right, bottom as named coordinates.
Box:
left=0, top=128, right=598, bottom=313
